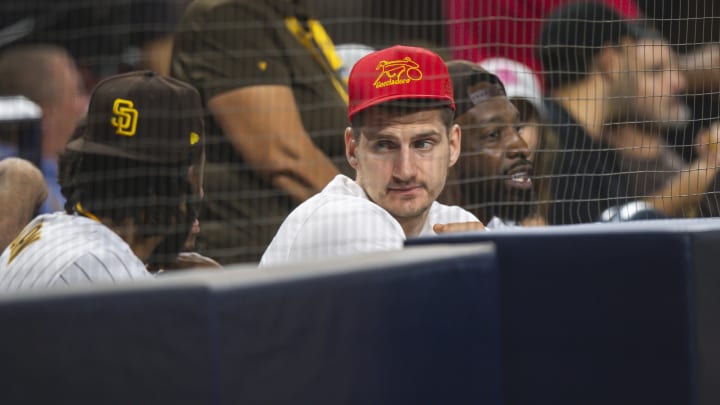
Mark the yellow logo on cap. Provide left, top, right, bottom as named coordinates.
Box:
left=110, top=98, right=138, bottom=137
left=373, top=56, right=423, bottom=89
left=190, top=131, right=200, bottom=145
left=258, top=61, right=268, bottom=71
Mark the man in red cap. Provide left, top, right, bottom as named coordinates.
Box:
left=260, top=45, right=484, bottom=266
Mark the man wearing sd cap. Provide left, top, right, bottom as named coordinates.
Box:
left=0, top=71, right=207, bottom=290
left=260, top=45, right=483, bottom=266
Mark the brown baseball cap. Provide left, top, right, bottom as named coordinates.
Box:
left=65, top=70, right=203, bottom=163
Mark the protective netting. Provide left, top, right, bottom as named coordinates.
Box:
left=0, top=0, right=718, bottom=264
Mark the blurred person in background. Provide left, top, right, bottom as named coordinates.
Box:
left=0, top=0, right=189, bottom=83
left=446, top=0, right=640, bottom=83
left=171, top=0, right=353, bottom=263
left=539, top=2, right=720, bottom=224
left=0, top=44, right=88, bottom=213
left=335, top=43, right=375, bottom=82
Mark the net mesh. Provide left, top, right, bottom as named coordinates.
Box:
left=0, top=0, right=718, bottom=264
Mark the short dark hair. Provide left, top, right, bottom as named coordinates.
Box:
left=538, top=1, right=649, bottom=92
left=350, top=103, right=455, bottom=137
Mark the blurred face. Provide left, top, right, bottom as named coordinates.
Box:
left=615, top=38, right=690, bottom=129
left=346, top=108, right=460, bottom=229
left=43, top=55, right=88, bottom=157
left=456, top=96, right=533, bottom=202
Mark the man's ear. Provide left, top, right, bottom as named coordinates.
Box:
left=448, top=123, right=461, bottom=168
left=345, top=127, right=359, bottom=169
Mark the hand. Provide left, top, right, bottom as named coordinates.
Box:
left=433, top=221, right=486, bottom=234
left=151, top=252, right=223, bottom=273
left=695, top=121, right=720, bottom=163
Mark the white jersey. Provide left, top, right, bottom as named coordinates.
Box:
left=0, top=212, right=152, bottom=291
left=259, top=175, right=480, bottom=267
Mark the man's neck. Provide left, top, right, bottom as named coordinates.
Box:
left=552, top=76, right=612, bottom=139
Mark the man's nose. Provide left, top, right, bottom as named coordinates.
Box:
left=505, top=129, right=531, bottom=159
left=393, top=146, right=417, bottom=180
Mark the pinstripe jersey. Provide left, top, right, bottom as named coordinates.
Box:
left=0, top=212, right=152, bottom=291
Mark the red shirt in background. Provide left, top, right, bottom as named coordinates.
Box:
left=447, top=0, right=640, bottom=75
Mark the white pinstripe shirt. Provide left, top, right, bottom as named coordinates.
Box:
left=259, top=175, right=481, bottom=267
left=0, top=212, right=152, bottom=291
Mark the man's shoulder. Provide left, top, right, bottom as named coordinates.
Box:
left=291, top=179, right=397, bottom=230
left=260, top=177, right=405, bottom=266
left=0, top=213, right=148, bottom=289
left=17, top=213, right=136, bottom=263
left=298, top=175, right=364, bottom=208
left=5, top=213, right=98, bottom=252
left=42, top=213, right=116, bottom=241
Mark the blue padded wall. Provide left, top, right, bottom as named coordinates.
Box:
left=0, top=243, right=501, bottom=405
left=211, top=243, right=501, bottom=404
left=0, top=283, right=215, bottom=404
left=408, top=219, right=720, bottom=405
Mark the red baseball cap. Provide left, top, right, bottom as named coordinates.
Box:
left=347, top=45, right=455, bottom=121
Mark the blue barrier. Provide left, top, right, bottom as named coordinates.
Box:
left=408, top=219, right=720, bottom=405
left=0, top=280, right=215, bottom=404
left=0, top=243, right=501, bottom=405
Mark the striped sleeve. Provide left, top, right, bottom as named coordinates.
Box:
left=53, top=249, right=152, bottom=287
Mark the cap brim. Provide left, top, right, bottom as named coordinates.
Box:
left=65, top=137, right=183, bottom=163
left=349, top=95, right=455, bottom=120
left=383, top=97, right=455, bottom=109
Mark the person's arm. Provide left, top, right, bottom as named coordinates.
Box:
left=644, top=122, right=720, bottom=217
left=207, top=85, right=339, bottom=203
left=0, top=158, right=47, bottom=251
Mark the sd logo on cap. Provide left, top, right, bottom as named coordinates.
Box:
left=66, top=70, right=204, bottom=163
